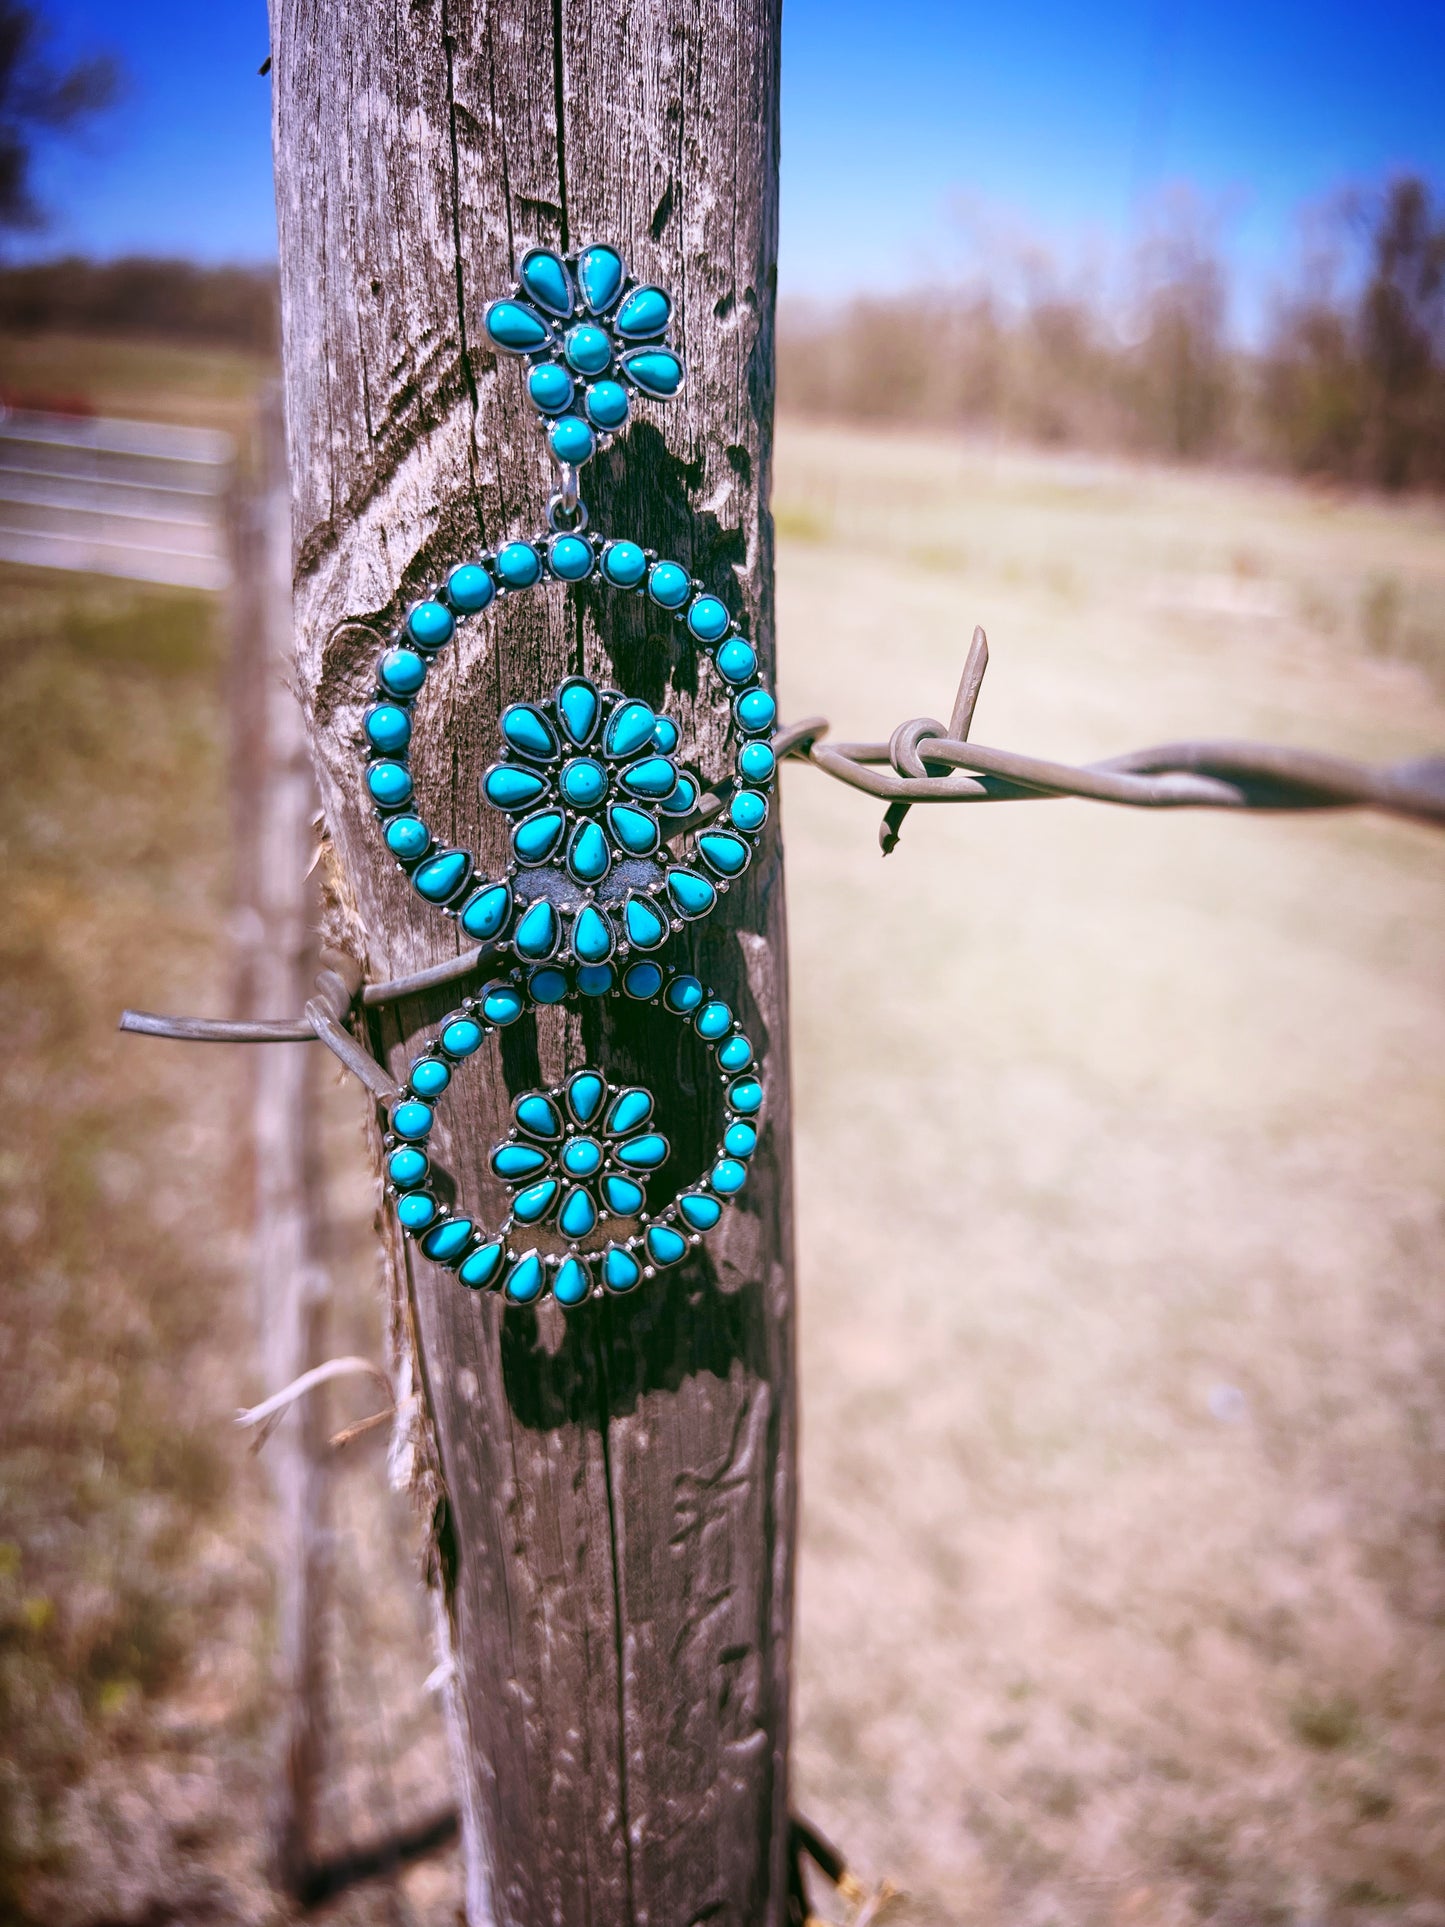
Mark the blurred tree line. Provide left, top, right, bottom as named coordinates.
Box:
left=0, top=254, right=278, bottom=351
left=780, top=177, right=1445, bottom=493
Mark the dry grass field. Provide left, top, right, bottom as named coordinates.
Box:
left=1, top=335, right=1442, bottom=1924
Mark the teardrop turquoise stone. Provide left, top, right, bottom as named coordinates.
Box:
left=646, top=1225, right=688, bottom=1266
left=624, top=895, right=668, bottom=948
left=514, top=899, right=558, bottom=960
left=710, top=1159, right=748, bottom=1196
left=515, top=1094, right=561, bottom=1138
left=604, top=1245, right=642, bottom=1292
left=601, top=540, right=647, bottom=587
left=513, top=812, right=564, bottom=863
left=664, top=974, right=703, bottom=1013
left=679, top=1193, right=723, bottom=1232
left=422, top=1217, right=474, bottom=1265
left=441, top=1017, right=483, bottom=1057
left=492, top=1142, right=549, bottom=1180
left=504, top=1252, right=544, bottom=1303
left=607, top=804, right=659, bottom=855
left=559, top=1187, right=597, bottom=1239
left=481, top=982, right=525, bottom=1026
left=623, top=962, right=663, bottom=999
left=606, top=1088, right=653, bottom=1135
left=666, top=868, right=716, bottom=919
left=485, top=765, right=547, bottom=810
left=577, top=244, right=624, bottom=313
left=502, top=705, right=558, bottom=760
left=519, top=248, right=573, bottom=318
left=729, top=1077, right=762, bottom=1114
left=614, top=285, right=671, bottom=338
left=567, top=819, right=610, bottom=884
left=622, top=348, right=684, bottom=397
left=605, top=700, right=657, bottom=758
left=620, top=755, right=677, bottom=800
left=602, top=1175, right=645, bottom=1216
left=557, top=678, right=599, bottom=744
left=564, top=1072, right=604, bottom=1125
left=699, top=832, right=750, bottom=877
left=415, top=850, right=472, bottom=903
left=686, top=595, right=730, bottom=642
left=729, top=791, right=767, bottom=833
left=659, top=774, right=698, bottom=816
left=652, top=716, right=679, bottom=753
left=460, top=882, right=512, bottom=939
left=716, top=639, right=757, bottom=684
left=573, top=904, right=614, bottom=963
left=485, top=299, right=550, bottom=353
left=460, top=1241, right=504, bottom=1290
left=553, top=1256, right=591, bottom=1305
left=616, top=1132, right=668, bottom=1171
left=513, top=1178, right=559, bottom=1223
left=694, top=1000, right=732, bottom=1040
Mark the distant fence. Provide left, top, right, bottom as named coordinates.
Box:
left=0, top=408, right=234, bottom=591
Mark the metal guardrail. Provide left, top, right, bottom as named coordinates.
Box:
left=0, top=407, right=235, bottom=591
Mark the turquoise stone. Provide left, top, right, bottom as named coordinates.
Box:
left=601, top=539, right=648, bottom=587
left=566, top=1071, right=605, bottom=1124
left=694, top=1000, right=733, bottom=1040
left=365, top=704, right=411, bottom=754
left=728, top=790, right=768, bottom=833
left=484, top=299, right=551, bottom=353
left=559, top=757, right=607, bottom=808
left=623, top=961, right=663, bottom=999
left=512, top=811, right=564, bottom=863
left=647, top=560, right=690, bottom=608
left=699, top=832, right=750, bottom=877
left=557, top=678, right=599, bottom=744
left=514, top=899, right=559, bottom=960
left=577, top=964, right=614, bottom=996
left=513, top=1178, right=559, bottom=1223
left=577, top=244, right=624, bottom=313
left=573, top=903, right=614, bottom=962
left=459, top=1241, right=504, bottom=1290
left=527, top=362, right=574, bottom=415
left=717, top=1034, right=753, bottom=1071
left=391, top=1099, right=433, bottom=1140
left=606, top=1087, right=653, bottom=1135
left=736, top=689, right=776, bottom=733
left=446, top=563, right=495, bottom=613
left=604, top=699, right=657, bottom=758
left=415, top=850, right=472, bottom=903
left=516, top=1094, right=561, bottom=1138
left=504, top=1252, right=544, bottom=1303
left=397, top=1191, right=438, bottom=1230
left=519, top=247, right=573, bottom=318
left=481, top=982, right=525, bottom=1026
left=728, top=1077, right=762, bottom=1114
left=686, top=595, right=730, bottom=642
left=460, top=882, right=511, bottom=940
left=584, top=380, right=629, bottom=430
left=549, top=414, right=596, bottom=465
left=559, top=1187, right=597, bottom=1239
left=678, top=1192, right=723, bottom=1232
left=667, top=868, right=717, bottom=919
left=602, top=1175, right=645, bottom=1215
left=529, top=968, right=569, bottom=1003
left=566, top=820, right=610, bottom=885
left=553, top=1255, right=591, bottom=1305
left=564, top=323, right=612, bottom=376
left=621, top=348, right=684, bottom=397
left=620, top=755, right=677, bottom=800
left=367, top=761, right=413, bottom=808
left=664, top=974, right=703, bottom=1013
left=548, top=533, right=594, bottom=581
left=616, top=1132, right=667, bottom=1170
left=710, top=1159, right=748, bottom=1196
left=422, top=1217, right=474, bottom=1265
left=502, top=704, right=558, bottom=760
left=495, top=542, right=541, bottom=589
left=441, top=1017, right=483, bottom=1057
left=646, top=1224, right=688, bottom=1266
left=615, top=285, right=671, bottom=338
left=604, top=1245, right=642, bottom=1292
left=385, top=816, right=430, bottom=862
left=652, top=716, right=679, bottom=753
left=408, top=600, right=455, bottom=650
left=725, top=1122, right=758, bottom=1158
left=492, top=1142, right=549, bottom=1180
left=409, top=1058, right=451, bottom=1098
left=738, top=741, right=776, bottom=785
left=388, top=1146, right=428, bottom=1189
left=484, top=764, right=547, bottom=810
left=562, top=1135, right=603, bottom=1177
left=379, top=646, right=427, bottom=696
left=716, top=638, right=757, bottom=684
left=607, top=804, right=659, bottom=855
left=659, top=774, right=698, bottom=816
left=624, top=894, right=668, bottom=949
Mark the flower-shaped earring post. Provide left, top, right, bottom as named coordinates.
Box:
left=483, top=244, right=684, bottom=470
left=492, top=1071, right=669, bottom=1246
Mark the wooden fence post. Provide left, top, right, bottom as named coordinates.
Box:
left=268, top=3, right=793, bottom=1921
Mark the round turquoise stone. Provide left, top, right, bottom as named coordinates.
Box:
left=481, top=982, right=525, bottom=1026
left=504, top=1252, right=545, bottom=1303
left=602, top=1175, right=645, bottom=1215
left=446, top=563, right=495, bottom=612
left=460, top=882, right=511, bottom=940
left=388, top=1146, right=429, bottom=1188
left=621, top=755, right=677, bottom=800
left=728, top=790, right=768, bottom=833
left=725, top=1123, right=758, bottom=1159
left=408, top=600, right=455, bottom=650
left=716, top=639, right=757, bottom=684
left=679, top=1192, right=723, bottom=1232
left=549, top=414, right=596, bottom=465
left=623, top=961, right=663, bottom=999
left=652, top=716, right=679, bottom=753
left=567, top=820, right=610, bottom=883
left=616, top=1132, right=667, bottom=1170
left=667, top=868, right=717, bottom=919
left=603, top=1245, right=642, bottom=1293
left=367, top=761, right=413, bottom=808
left=553, top=1255, right=591, bottom=1305
left=694, top=1001, right=732, bottom=1040
left=559, top=757, right=607, bottom=807
left=584, top=380, right=629, bottom=430
left=519, top=248, right=573, bottom=318
left=559, top=1187, right=597, bottom=1239
left=608, top=803, right=660, bottom=855
left=422, top=1217, right=474, bottom=1265
left=577, top=245, right=624, bottom=314
left=548, top=533, right=594, bottom=580
left=557, top=678, right=599, bottom=743
left=365, top=704, right=411, bottom=754
left=737, top=691, right=776, bottom=735
left=647, top=560, right=690, bottom=608
left=564, top=324, right=612, bottom=376
left=577, top=964, right=614, bottom=996
left=566, top=1071, right=605, bottom=1123
left=385, top=816, right=430, bottom=862
left=513, top=1178, right=559, bottom=1223
left=485, top=299, right=551, bottom=353
left=502, top=704, right=558, bottom=760
left=495, top=542, right=542, bottom=590
left=607, top=1088, right=653, bottom=1135
left=573, top=903, right=614, bottom=962
left=728, top=1077, right=762, bottom=1115
left=514, top=899, right=559, bottom=960
left=601, top=540, right=647, bottom=587
left=512, top=811, right=564, bottom=863
left=492, top=1143, right=548, bottom=1180
left=624, top=895, right=668, bottom=949
left=441, top=1017, right=484, bottom=1058
left=686, top=595, right=730, bottom=642
left=621, top=349, right=684, bottom=397
left=738, top=741, right=776, bottom=785
left=391, top=1099, right=433, bottom=1140
left=409, top=1057, right=451, bottom=1098
left=645, top=1224, right=688, bottom=1266
left=527, top=362, right=574, bottom=415
left=664, top=974, right=704, bottom=1014
left=699, top=832, right=750, bottom=877
left=717, top=1034, right=753, bottom=1072
left=615, top=285, right=671, bottom=338
left=516, top=1093, right=561, bottom=1137
left=529, top=967, right=569, bottom=1003
left=710, top=1159, right=748, bottom=1196
left=414, top=849, right=472, bottom=903
left=397, top=1191, right=438, bottom=1230
left=379, top=646, right=427, bottom=696
left=484, top=765, right=547, bottom=810
left=459, top=1241, right=504, bottom=1290
left=562, top=1136, right=603, bottom=1178
left=604, top=699, right=657, bottom=758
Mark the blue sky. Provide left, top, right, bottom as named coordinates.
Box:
left=19, top=0, right=1445, bottom=338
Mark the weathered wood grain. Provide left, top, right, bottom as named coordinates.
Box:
left=269, top=2, right=792, bottom=1921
